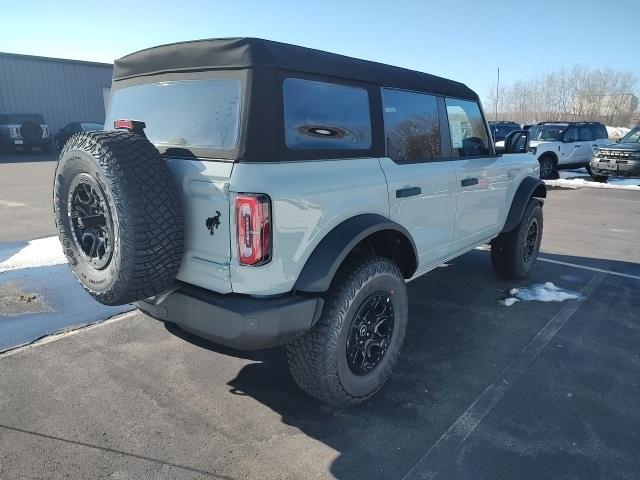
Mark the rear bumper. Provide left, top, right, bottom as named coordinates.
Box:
left=590, top=159, right=640, bottom=177
left=135, top=284, right=323, bottom=350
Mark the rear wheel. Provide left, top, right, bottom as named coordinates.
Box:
left=538, top=155, right=555, bottom=180
left=287, top=256, right=408, bottom=407
left=491, top=199, right=543, bottom=279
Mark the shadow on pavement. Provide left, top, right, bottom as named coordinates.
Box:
left=164, top=249, right=640, bottom=479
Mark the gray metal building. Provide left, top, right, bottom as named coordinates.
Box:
left=0, top=52, right=113, bottom=133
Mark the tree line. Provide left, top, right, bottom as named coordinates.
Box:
left=484, top=66, right=638, bottom=127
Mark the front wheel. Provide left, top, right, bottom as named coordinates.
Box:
left=586, top=165, right=607, bottom=183
left=287, top=256, right=408, bottom=407
left=491, top=199, right=543, bottom=279
left=538, top=156, right=556, bottom=180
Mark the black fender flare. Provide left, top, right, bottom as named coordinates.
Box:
left=538, top=151, right=558, bottom=164
left=501, top=176, right=547, bottom=233
left=293, top=214, right=418, bottom=293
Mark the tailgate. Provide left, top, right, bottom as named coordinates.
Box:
left=165, top=158, right=233, bottom=293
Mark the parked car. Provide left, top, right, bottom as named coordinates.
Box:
left=55, top=122, right=103, bottom=150
left=489, top=121, right=521, bottom=143
left=53, top=38, right=546, bottom=406
left=589, top=126, right=640, bottom=182
left=528, top=121, right=609, bottom=179
left=0, top=113, right=53, bottom=153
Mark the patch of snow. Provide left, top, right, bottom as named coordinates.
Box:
left=0, top=236, right=66, bottom=273
left=501, top=282, right=581, bottom=306
left=606, top=126, right=631, bottom=139
left=501, top=297, right=518, bottom=306
left=544, top=177, right=640, bottom=190
left=608, top=177, right=640, bottom=187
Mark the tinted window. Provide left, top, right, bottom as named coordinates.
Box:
left=106, top=79, right=242, bottom=150
left=530, top=125, right=566, bottom=141
left=445, top=98, right=490, bottom=157
left=492, top=125, right=519, bottom=139
left=382, top=89, right=441, bottom=161
left=579, top=126, right=595, bottom=141
left=283, top=78, right=371, bottom=150
left=595, top=124, right=608, bottom=139
left=564, top=126, right=579, bottom=142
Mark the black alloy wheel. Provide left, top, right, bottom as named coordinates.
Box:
left=523, top=217, right=539, bottom=263
left=68, top=173, right=114, bottom=270
left=346, top=292, right=395, bottom=376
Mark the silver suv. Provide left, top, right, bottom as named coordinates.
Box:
left=53, top=38, right=546, bottom=406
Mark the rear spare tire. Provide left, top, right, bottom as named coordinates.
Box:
left=53, top=131, right=183, bottom=305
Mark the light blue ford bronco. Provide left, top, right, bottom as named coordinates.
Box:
left=53, top=38, right=545, bottom=406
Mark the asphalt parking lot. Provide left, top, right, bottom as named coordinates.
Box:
left=1, top=156, right=639, bottom=479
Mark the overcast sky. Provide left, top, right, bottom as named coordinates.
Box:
left=2, top=0, right=638, bottom=101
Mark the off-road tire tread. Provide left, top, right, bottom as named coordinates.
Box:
left=491, top=199, right=542, bottom=279
left=286, top=256, right=406, bottom=407
left=54, top=130, right=183, bottom=305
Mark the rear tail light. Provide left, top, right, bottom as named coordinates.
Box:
left=236, top=194, right=271, bottom=266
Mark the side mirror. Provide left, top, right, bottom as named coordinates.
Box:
left=503, top=130, right=529, bottom=154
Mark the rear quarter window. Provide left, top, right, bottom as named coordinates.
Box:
left=283, top=78, right=372, bottom=150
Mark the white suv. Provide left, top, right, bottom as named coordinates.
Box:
left=528, top=122, right=610, bottom=178
left=53, top=38, right=546, bottom=406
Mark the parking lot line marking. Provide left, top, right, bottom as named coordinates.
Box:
left=0, top=199, right=26, bottom=208
left=0, top=310, right=137, bottom=358
left=402, top=272, right=606, bottom=480
left=538, top=257, right=640, bottom=281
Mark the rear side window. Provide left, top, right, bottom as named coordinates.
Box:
left=382, top=88, right=441, bottom=162
left=106, top=79, right=242, bottom=150
left=444, top=98, right=490, bottom=157
left=595, top=124, right=608, bottom=139
left=579, top=126, right=595, bottom=141
left=564, top=126, right=579, bottom=142
left=283, top=78, right=372, bottom=150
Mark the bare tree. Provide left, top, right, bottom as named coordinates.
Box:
left=484, top=66, right=638, bottom=127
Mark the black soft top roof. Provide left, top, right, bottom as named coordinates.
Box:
left=113, top=37, right=478, bottom=101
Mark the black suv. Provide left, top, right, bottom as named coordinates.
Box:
left=589, top=127, right=640, bottom=181
left=0, top=113, right=54, bottom=153
left=54, top=122, right=103, bottom=150
left=489, top=121, right=521, bottom=143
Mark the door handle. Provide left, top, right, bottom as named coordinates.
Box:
left=461, top=178, right=478, bottom=187
left=396, top=186, right=421, bottom=198
left=574, top=145, right=581, bottom=148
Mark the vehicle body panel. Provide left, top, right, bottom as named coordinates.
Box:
left=451, top=156, right=509, bottom=252
left=166, top=158, right=234, bottom=293
left=379, top=157, right=458, bottom=268
left=228, top=158, right=389, bottom=295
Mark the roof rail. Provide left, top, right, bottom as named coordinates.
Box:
left=536, top=121, right=604, bottom=126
